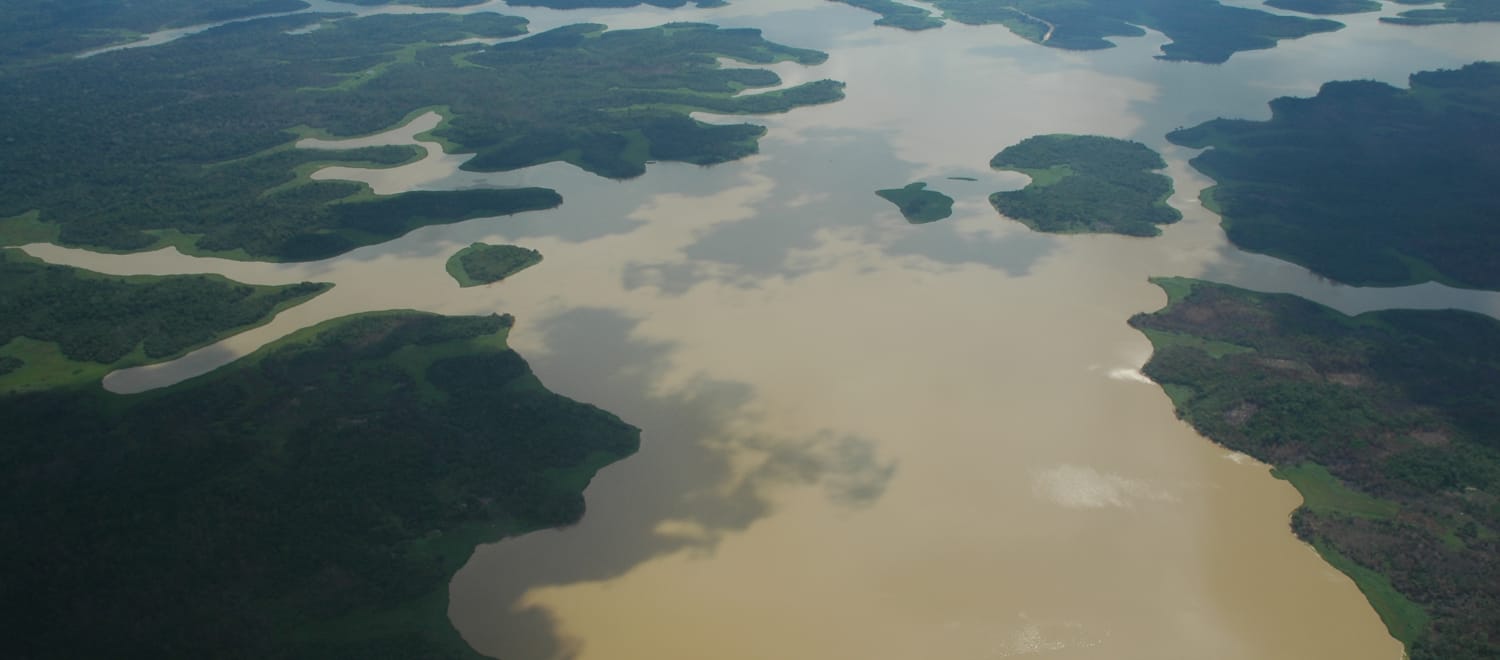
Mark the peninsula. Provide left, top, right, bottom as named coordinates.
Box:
left=1131, top=278, right=1500, bottom=660
left=1168, top=62, right=1500, bottom=288
left=0, top=311, right=640, bottom=658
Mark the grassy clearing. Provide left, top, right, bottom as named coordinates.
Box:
left=1140, top=328, right=1255, bottom=358
left=1312, top=540, right=1430, bottom=645
left=1274, top=463, right=1400, bottom=519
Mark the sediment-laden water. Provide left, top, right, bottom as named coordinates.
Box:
left=25, top=2, right=1500, bottom=658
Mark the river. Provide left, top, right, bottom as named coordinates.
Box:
left=22, top=1, right=1500, bottom=658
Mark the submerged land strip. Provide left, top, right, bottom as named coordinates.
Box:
left=1131, top=279, right=1500, bottom=660
left=988, top=134, right=1181, bottom=236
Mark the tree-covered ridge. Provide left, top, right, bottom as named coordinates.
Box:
left=1130, top=278, right=1500, bottom=660
left=505, top=0, right=726, bottom=8
left=0, top=311, right=640, bottom=659
left=0, top=0, right=310, bottom=63
left=988, top=134, right=1180, bottom=236
left=446, top=242, right=543, bottom=287
left=1383, top=0, right=1500, bottom=25
left=834, top=0, right=1343, bottom=63
left=0, top=249, right=328, bottom=392
left=829, top=0, right=944, bottom=30
left=1265, top=0, right=1382, bottom=15
left=1168, top=62, right=1500, bottom=289
left=875, top=182, right=954, bottom=223
left=0, top=14, right=842, bottom=261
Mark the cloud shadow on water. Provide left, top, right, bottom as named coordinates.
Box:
left=452, top=307, right=896, bottom=660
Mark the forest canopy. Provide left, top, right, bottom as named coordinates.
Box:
left=1168, top=62, right=1500, bottom=288
left=988, top=134, right=1180, bottom=236
left=0, top=14, right=842, bottom=260
left=1131, top=278, right=1500, bottom=660
left=0, top=311, right=640, bottom=659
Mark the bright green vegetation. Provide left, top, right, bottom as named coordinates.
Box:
left=0, top=249, right=329, bottom=392
left=849, top=0, right=1344, bottom=63
left=1, top=14, right=842, bottom=260
left=0, top=311, right=640, bottom=658
left=1266, top=0, right=1381, bottom=14
left=829, top=0, right=944, bottom=30
left=1384, top=0, right=1500, bottom=25
left=876, top=182, right=955, bottom=224
left=1273, top=463, right=1401, bottom=518
left=1168, top=63, right=1500, bottom=289
left=988, top=134, right=1181, bottom=236
left=1131, top=277, right=1500, bottom=659
left=1314, top=540, right=1433, bottom=645
left=446, top=242, right=543, bottom=287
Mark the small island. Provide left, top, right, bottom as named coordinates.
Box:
left=1168, top=62, right=1500, bottom=288
left=876, top=182, right=955, bottom=224
left=988, top=134, right=1180, bottom=236
left=1130, top=278, right=1500, bottom=660
left=446, top=242, right=543, bottom=287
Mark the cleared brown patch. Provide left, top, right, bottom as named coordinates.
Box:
left=1326, top=372, right=1372, bottom=387
left=1411, top=430, right=1451, bottom=447
left=1224, top=401, right=1259, bottom=427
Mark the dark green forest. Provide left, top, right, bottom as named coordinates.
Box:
left=1383, top=0, right=1500, bottom=25
left=1266, top=0, right=1381, bottom=15
left=0, top=13, right=842, bottom=260
left=0, top=249, right=328, bottom=391
left=1131, top=278, right=1500, bottom=660
left=875, top=182, right=954, bottom=223
left=836, top=0, right=1342, bottom=62
left=1168, top=62, right=1500, bottom=288
left=988, top=134, right=1180, bottom=236
left=829, top=0, right=944, bottom=30
left=446, top=242, right=543, bottom=287
left=0, top=311, right=640, bottom=659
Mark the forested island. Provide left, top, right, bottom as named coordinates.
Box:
left=1168, top=62, right=1500, bottom=288
left=876, top=182, right=955, bottom=223
left=1266, top=0, right=1381, bottom=15
left=0, top=311, right=640, bottom=658
left=988, top=134, right=1180, bottom=236
left=1131, top=278, right=1500, bottom=660
left=832, top=0, right=1342, bottom=63
left=0, top=13, right=843, bottom=261
left=0, top=249, right=328, bottom=392
left=446, top=242, right=543, bottom=287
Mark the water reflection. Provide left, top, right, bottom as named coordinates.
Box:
left=20, top=1, right=1500, bottom=659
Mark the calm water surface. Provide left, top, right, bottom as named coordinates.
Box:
left=25, top=2, right=1500, bottom=658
